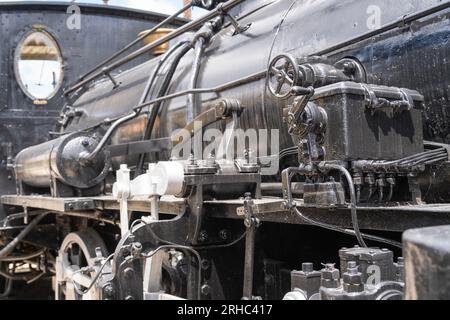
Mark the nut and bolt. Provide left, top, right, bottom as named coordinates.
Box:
left=343, top=261, right=364, bottom=293
left=321, top=263, right=340, bottom=289
left=131, top=242, right=143, bottom=257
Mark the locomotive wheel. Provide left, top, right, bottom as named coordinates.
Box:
left=55, top=229, right=108, bottom=300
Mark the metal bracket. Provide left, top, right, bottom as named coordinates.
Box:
left=216, top=3, right=251, bottom=35
left=115, top=165, right=131, bottom=237
left=102, top=68, right=121, bottom=89
left=363, top=85, right=413, bottom=115
left=242, top=193, right=260, bottom=300
left=281, top=165, right=315, bottom=209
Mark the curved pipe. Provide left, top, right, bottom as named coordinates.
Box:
left=320, top=163, right=368, bottom=248
left=81, top=41, right=190, bottom=163
left=187, top=37, right=206, bottom=123
left=0, top=249, right=46, bottom=262
left=137, top=42, right=193, bottom=174
left=0, top=278, right=12, bottom=299
left=292, top=207, right=402, bottom=248
left=75, top=1, right=195, bottom=84
left=65, top=0, right=246, bottom=96
left=2, top=212, right=42, bottom=228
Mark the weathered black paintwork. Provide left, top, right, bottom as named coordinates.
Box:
left=0, top=2, right=186, bottom=217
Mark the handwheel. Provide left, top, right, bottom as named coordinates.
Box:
left=267, top=53, right=300, bottom=99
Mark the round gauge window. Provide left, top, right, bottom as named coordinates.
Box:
left=14, top=29, right=64, bottom=101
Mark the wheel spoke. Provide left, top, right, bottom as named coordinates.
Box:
left=276, top=80, right=284, bottom=94
left=283, top=60, right=292, bottom=72
left=271, top=66, right=280, bottom=75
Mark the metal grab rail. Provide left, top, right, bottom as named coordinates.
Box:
left=64, top=0, right=246, bottom=96
left=73, top=1, right=194, bottom=86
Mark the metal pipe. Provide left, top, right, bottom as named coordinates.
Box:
left=82, top=113, right=137, bottom=164
left=388, top=184, right=394, bottom=202
left=261, top=182, right=304, bottom=195
left=0, top=249, right=46, bottom=262
left=81, top=41, right=190, bottom=163
left=0, top=277, right=12, bottom=299
left=242, top=222, right=256, bottom=300
left=2, top=212, right=42, bottom=228
left=138, top=41, right=191, bottom=107
left=137, top=42, right=193, bottom=174
left=292, top=207, right=402, bottom=248
left=64, top=0, right=246, bottom=96
left=0, top=213, right=50, bottom=259
left=59, top=69, right=265, bottom=140
left=55, top=212, right=119, bottom=226
left=320, top=163, right=368, bottom=248
left=132, top=70, right=267, bottom=113
left=73, top=1, right=194, bottom=85
left=0, top=270, right=29, bottom=281
left=26, top=272, right=46, bottom=285
left=187, top=37, right=206, bottom=123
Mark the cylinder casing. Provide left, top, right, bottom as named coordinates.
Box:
left=15, top=133, right=111, bottom=189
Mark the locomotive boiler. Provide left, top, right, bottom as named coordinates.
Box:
left=1, top=0, right=450, bottom=300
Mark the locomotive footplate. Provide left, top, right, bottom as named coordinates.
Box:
left=3, top=194, right=450, bottom=233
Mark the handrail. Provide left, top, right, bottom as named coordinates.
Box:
left=74, top=1, right=194, bottom=84
left=64, top=0, right=246, bottom=96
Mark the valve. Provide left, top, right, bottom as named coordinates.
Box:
left=267, top=53, right=301, bottom=99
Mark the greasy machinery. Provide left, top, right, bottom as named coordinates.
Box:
left=1, top=0, right=450, bottom=300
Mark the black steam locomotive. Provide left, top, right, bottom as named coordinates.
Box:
left=1, top=0, right=450, bottom=300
